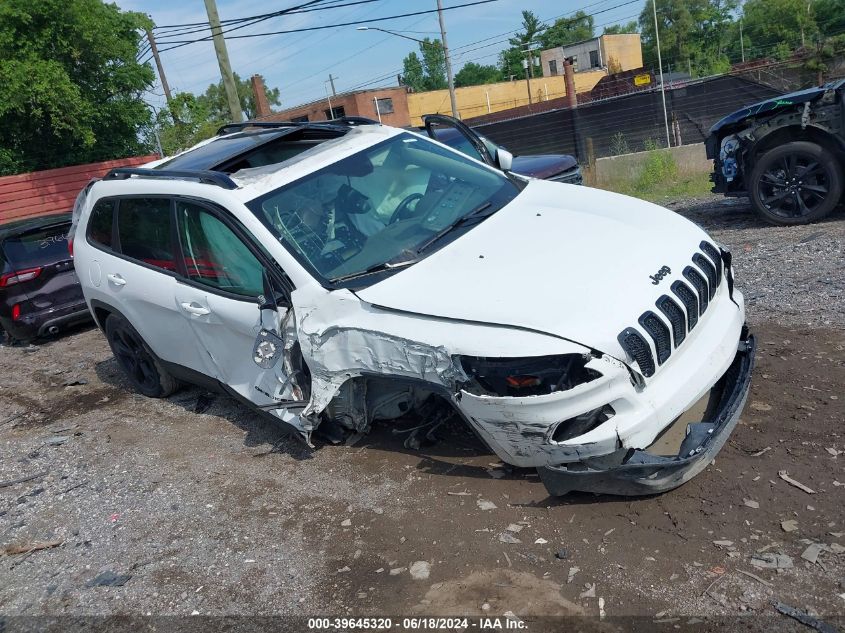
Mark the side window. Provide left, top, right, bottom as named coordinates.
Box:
left=176, top=201, right=264, bottom=298
left=87, top=200, right=115, bottom=249
left=116, top=198, right=175, bottom=271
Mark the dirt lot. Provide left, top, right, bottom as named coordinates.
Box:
left=1, top=196, right=844, bottom=629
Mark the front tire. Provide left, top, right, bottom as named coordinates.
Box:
left=749, top=141, right=843, bottom=225
left=104, top=314, right=178, bottom=398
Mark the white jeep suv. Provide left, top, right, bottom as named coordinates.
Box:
left=71, top=118, right=755, bottom=496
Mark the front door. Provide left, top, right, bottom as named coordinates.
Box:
left=423, top=114, right=496, bottom=166
left=172, top=199, right=304, bottom=411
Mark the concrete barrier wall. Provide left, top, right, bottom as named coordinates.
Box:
left=590, top=143, right=711, bottom=188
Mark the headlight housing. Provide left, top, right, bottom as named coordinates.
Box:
left=457, top=354, right=601, bottom=397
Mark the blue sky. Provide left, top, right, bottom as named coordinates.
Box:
left=117, top=0, right=646, bottom=111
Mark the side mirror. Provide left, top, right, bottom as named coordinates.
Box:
left=258, top=270, right=287, bottom=310
left=496, top=148, right=513, bottom=172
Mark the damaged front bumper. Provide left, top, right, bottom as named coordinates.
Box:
left=537, top=330, right=755, bottom=496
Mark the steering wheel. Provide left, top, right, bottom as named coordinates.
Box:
left=389, top=193, right=424, bottom=224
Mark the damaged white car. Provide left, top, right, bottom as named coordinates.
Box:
left=71, top=117, right=755, bottom=496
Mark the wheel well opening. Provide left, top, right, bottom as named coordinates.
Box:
left=92, top=306, right=112, bottom=331
left=753, top=125, right=845, bottom=162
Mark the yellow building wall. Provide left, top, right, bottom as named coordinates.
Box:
left=407, top=70, right=606, bottom=126
left=603, top=34, right=643, bottom=73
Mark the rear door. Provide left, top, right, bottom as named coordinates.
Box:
left=83, top=196, right=210, bottom=375
left=171, top=198, right=304, bottom=409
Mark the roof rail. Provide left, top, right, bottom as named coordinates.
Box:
left=216, top=116, right=380, bottom=136
left=103, top=168, right=238, bottom=190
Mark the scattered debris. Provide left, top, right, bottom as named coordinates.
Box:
left=62, top=378, right=89, bottom=387
left=389, top=567, right=406, bottom=576
left=829, top=543, right=845, bottom=554
left=568, top=567, right=580, bottom=583
left=750, top=553, right=793, bottom=569
left=713, top=540, right=735, bottom=548
left=750, top=402, right=772, bottom=411
left=498, top=532, right=521, bottom=544
left=774, top=602, right=838, bottom=633
left=580, top=583, right=596, bottom=599
left=340, top=518, right=351, bottom=527
left=0, top=471, right=48, bottom=489
left=737, top=569, right=773, bottom=587
left=534, top=538, right=548, bottom=544
left=44, top=435, right=70, bottom=446
left=476, top=499, right=497, bottom=511
left=337, top=566, right=351, bottom=574
left=85, top=571, right=132, bottom=588
left=778, top=470, right=816, bottom=494
left=555, top=548, right=568, bottom=560
left=2, top=539, right=63, bottom=556
left=446, top=491, right=471, bottom=496
left=825, top=448, right=842, bottom=457
left=801, top=543, right=828, bottom=564
left=598, top=596, right=606, bottom=619
left=781, top=520, right=799, bottom=533
left=751, top=447, right=772, bottom=457
left=743, top=499, right=760, bottom=509
left=409, top=561, right=430, bottom=580
left=505, top=524, right=524, bottom=534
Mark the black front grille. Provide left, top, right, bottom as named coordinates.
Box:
left=656, top=295, right=686, bottom=347
left=693, top=253, right=718, bottom=300
left=639, top=311, right=671, bottom=365
left=618, top=328, right=655, bottom=377
left=683, top=266, right=709, bottom=314
left=699, top=241, right=723, bottom=286
left=671, top=281, right=699, bottom=330
left=618, top=244, right=724, bottom=378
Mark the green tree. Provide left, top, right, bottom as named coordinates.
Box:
left=539, top=11, right=595, bottom=49
left=603, top=21, right=639, bottom=35
left=401, top=52, right=426, bottom=92
left=200, top=72, right=281, bottom=121
left=639, top=0, right=735, bottom=78
left=401, top=38, right=447, bottom=91
left=738, top=0, right=819, bottom=60
left=500, top=10, right=545, bottom=79
left=149, top=93, right=219, bottom=156
left=0, top=0, right=154, bottom=175
left=454, top=62, right=503, bottom=87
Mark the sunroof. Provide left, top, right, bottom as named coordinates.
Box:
left=155, top=130, right=288, bottom=171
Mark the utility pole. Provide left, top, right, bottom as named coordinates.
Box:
left=327, top=74, right=338, bottom=97
left=652, top=0, right=671, bottom=148
left=145, top=28, right=173, bottom=107
left=740, top=20, right=745, bottom=62
left=523, top=58, right=533, bottom=106
left=204, top=0, right=243, bottom=123
left=436, top=0, right=459, bottom=119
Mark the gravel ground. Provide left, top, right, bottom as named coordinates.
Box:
left=670, top=197, right=845, bottom=330
left=1, top=195, right=844, bottom=629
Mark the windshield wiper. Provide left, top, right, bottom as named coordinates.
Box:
left=331, top=258, right=418, bottom=283
left=416, top=202, right=494, bottom=254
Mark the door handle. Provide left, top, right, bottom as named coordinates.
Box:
left=106, top=273, right=126, bottom=287
left=181, top=302, right=211, bottom=316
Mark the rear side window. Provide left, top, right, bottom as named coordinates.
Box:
left=176, top=201, right=264, bottom=298
left=117, top=198, right=175, bottom=271
left=1, top=222, right=71, bottom=272
left=87, top=200, right=115, bottom=249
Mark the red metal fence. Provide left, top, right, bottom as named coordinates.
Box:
left=0, top=155, right=158, bottom=223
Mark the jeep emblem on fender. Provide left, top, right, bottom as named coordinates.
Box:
left=650, top=265, right=671, bottom=285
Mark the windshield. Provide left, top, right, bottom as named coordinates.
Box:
left=246, top=132, right=519, bottom=285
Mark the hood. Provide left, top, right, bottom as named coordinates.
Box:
left=709, top=78, right=845, bottom=135
left=355, top=180, right=712, bottom=360
left=511, top=154, right=578, bottom=179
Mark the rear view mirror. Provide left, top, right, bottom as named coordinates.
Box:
left=496, top=148, right=513, bottom=172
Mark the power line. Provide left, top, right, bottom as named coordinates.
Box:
left=155, top=0, right=501, bottom=53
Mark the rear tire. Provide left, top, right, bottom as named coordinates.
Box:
left=749, top=141, right=843, bottom=225
left=104, top=314, right=178, bottom=398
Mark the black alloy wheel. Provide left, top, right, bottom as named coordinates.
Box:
left=105, top=314, right=178, bottom=398
left=750, top=141, right=843, bottom=225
